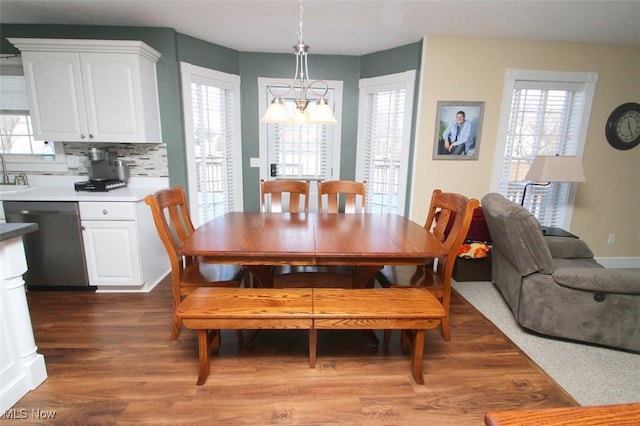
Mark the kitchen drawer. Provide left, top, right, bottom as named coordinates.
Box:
left=79, top=202, right=136, bottom=220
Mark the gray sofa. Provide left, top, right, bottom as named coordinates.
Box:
left=481, top=193, right=640, bottom=352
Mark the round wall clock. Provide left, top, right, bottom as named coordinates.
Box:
left=605, top=102, right=640, bottom=150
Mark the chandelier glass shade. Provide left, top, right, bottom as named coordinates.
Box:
left=260, top=0, right=337, bottom=125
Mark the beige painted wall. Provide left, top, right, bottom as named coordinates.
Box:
left=411, top=36, right=640, bottom=258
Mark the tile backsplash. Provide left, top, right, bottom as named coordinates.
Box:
left=32, top=142, right=169, bottom=177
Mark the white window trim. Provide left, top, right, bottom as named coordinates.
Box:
left=2, top=143, right=68, bottom=173
left=355, top=70, right=416, bottom=215
left=0, top=67, right=68, bottom=172
left=257, top=77, right=343, bottom=182
left=180, top=62, right=244, bottom=222
left=491, top=68, right=597, bottom=229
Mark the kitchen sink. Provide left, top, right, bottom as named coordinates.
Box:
left=0, top=184, right=37, bottom=194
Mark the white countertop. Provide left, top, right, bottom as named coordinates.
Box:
left=0, top=176, right=169, bottom=202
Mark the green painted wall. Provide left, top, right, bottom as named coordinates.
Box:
left=176, top=33, right=240, bottom=75
left=1, top=24, right=422, bottom=213
left=360, top=42, right=422, bottom=78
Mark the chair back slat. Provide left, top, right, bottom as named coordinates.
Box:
left=145, top=186, right=194, bottom=308
left=425, top=189, right=479, bottom=310
left=261, top=179, right=310, bottom=213
left=318, top=180, right=366, bottom=214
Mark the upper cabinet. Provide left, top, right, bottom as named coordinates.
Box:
left=8, top=38, right=163, bottom=144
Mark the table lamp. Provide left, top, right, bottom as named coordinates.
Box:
left=521, top=155, right=586, bottom=206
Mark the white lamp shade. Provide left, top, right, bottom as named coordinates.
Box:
left=525, top=155, right=586, bottom=182
left=261, top=98, right=289, bottom=123
left=308, top=99, right=337, bottom=125
left=288, top=108, right=310, bottom=125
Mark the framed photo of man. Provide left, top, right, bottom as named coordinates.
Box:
left=433, top=101, right=484, bottom=160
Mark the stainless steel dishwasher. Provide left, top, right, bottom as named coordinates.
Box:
left=4, top=201, right=92, bottom=290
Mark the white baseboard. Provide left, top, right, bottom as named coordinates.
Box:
left=594, top=257, right=640, bottom=268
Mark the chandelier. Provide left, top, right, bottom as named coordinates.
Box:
left=260, top=0, right=337, bottom=125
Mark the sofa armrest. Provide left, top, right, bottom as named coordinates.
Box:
left=545, top=236, right=593, bottom=259
left=552, top=268, right=640, bottom=294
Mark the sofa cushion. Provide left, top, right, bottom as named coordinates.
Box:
left=481, top=193, right=554, bottom=276
left=553, top=268, right=640, bottom=294
left=545, top=236, right=594, bottom=259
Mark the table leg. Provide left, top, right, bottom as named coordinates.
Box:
left=353, top=265, right=382, bottom=288
left=309, top=328, right=317, bottom=368
left=212, top=329, right=223, bottom=353
left=197, top=329, right=210, bottom=386
left=411, top=329, right=425, bottom=385
left=246, top=265, right=274, bottom=288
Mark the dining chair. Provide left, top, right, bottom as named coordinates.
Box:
left=317, top=180, right=366, bottom=214
left=257, top=179, right=313, bottom=285
left=308, top=179, right=369, bottom=283
left=377, top=189, right=479, bottom=346
left=260, top=179, right=310, bottom=213
left=145, top=186, right=245, bottom=340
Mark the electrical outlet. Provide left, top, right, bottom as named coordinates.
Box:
left=607, top=233, right=616, bottom=244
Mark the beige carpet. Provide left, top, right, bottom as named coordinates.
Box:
left=452, top=280, right=640, bottom=406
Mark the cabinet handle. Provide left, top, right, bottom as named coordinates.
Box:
left=81, top=133, right=86, bottom=139
left=102, top=209, right=108, bottom=215
left=89, top=134, right=94, bottom=139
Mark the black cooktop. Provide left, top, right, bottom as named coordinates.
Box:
left=74, top=179, right=127, bottom=192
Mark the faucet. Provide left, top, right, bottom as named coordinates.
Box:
left=0, top=154, right=9, bottom=184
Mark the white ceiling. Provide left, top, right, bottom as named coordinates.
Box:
left=1, top=0, right=639, bottom=55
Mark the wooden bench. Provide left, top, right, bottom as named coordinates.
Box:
left=176, top=288, right=314, bottom=385
left=311, top=288, right=446, bottom=384
left=177, top=287, right=445, bottom=385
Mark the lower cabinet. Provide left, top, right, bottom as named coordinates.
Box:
left=79, top=200, right=168, bottom=292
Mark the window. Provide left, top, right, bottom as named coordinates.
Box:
left=181, top=63, right=243, bottom=226
left=0, top=74, right=44, bottom=155
left=493, top=69, right=597, bottom=228
left=356, top=70, right=416, bottom=215
left=258, top=77, right=343, bottom=212
left=0, top=67, right=66, bottom=170
left=268, top=98, right=335, bottom=180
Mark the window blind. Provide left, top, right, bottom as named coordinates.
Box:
left=190, top=80, right=237, bottom=223
left=361, top=87, right=405, bottom=214
left=356, top=71, right=415, bottom=216
left=500, top=81, right=586, bottom=226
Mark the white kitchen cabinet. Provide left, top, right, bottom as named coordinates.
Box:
left=8, top=38, right=162, bottom=143
left=79, top=200, right=168, bottom=292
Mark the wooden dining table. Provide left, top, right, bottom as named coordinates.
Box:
left=181, top=212, right=446, bottom=288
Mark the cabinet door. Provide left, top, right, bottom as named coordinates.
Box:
left=21, top=51, right=88, bottom=141
left=81, top=53, right=147, bottom=142
left=81, top=220, right=142, bottom=287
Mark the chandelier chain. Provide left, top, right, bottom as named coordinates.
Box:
left=297, top=0, right=304, bottom=44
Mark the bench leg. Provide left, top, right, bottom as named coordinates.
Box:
left=196, top=329, right=211, bottom=385
left=411, top=330, right=425, bottom=385
left=309, top=328, right=317, bottom=368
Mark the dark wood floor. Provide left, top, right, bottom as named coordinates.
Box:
left=14, top=275, right=576, bottom=425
